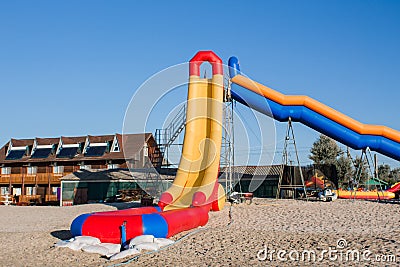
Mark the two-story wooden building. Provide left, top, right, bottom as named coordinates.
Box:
left=0, top=133, right=161, bottom=204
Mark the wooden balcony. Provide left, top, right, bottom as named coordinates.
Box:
left=45, top=194, right=58, bottom=202
left=0, top=175, right=10, bottom=184
left=13, top=175, right=23, bottom=184
left=0, top=172, right=73, bottom=185
left=24, top=175, right=36, bottom=183
left=16, top=195, right=57, bottom=204
left=36, top=173, right=52, bottom=184
left=20, top=195, right=42, bottom=203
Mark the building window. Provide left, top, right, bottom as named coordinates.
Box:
left=57, top=144, right=80, bottom=159
left=1, top=187, right=10, bottom=195
left=5, top=147, right=26, bottom=160
left=53, top=165, right=64, bottom=174
left=25, top=186, right=37, bottom=195
left=1, top=167, right=11, bottom=175
left=113, top=143, right=120, bottom=152
left=31, top=145, right=53, bottom=159
left=84, top=143, right=107, bottom=157
left=112, top=140, right=120, bottom=152
left=107, top=164, right=119, bottom=170
left=27, top=166, right=37, bottom=175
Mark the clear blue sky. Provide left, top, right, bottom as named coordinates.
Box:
left=1, top=1, right=400, bottom=166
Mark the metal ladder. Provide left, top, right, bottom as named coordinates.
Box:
left=155, top=105, right=186, bottom=167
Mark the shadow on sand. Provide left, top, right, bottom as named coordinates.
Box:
left=51, top=230, right=73, bottom=240
left=102, top=201, right=142, bottom=210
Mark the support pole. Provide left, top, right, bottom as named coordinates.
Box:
left=276, top=118, right=308, bottom=200
left=351, top=149, right=365, bottom=200
left=366, top=148, right=384, bottom=201
left=8, top=175, right=12, bottom=200
left=351, top=148, right=384, bottom=201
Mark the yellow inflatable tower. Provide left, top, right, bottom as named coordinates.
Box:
left=158, top=51, right=225, bottom=211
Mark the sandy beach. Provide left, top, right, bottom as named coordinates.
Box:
left=0, top=199, right=399, bottom=266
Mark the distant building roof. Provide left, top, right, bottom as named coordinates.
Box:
left=60, top=168, right=174, bottom=181
left=121, top=133, right=153, bottom=159
left=365, top=177, right=389, bottom=186
left=221, top=165, right=282, bottom=177
left=0, top=133, right=158, bottom=164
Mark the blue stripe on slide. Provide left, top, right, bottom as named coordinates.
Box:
left=70, top=213, right=91, bottom=237
left=141, top=213, right=168, bottom=238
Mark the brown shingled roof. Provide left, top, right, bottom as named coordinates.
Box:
left=121, top=133, right=152, bottom=159
left=10, top=138, right=34, bottom=147
left=35, top=137, right=60, bottom=146
left=60, top=136, right=86, bottom=145
left=88, top=135, right=114, bottom=143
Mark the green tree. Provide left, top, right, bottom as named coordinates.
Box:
left=390, top=168, right=400, bottom=182
left=353, top=156, right=369, bottom=184
left=336, top=154, right=353, bottom=185
left=309, top=135, right=341, bottom=164
left=378, top=164, right=391, bottom=182
left=377, top=165, right=400, bottom=185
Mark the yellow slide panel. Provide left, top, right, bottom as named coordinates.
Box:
left=158, top=51, right=225, bottom=211
left=192, top=74, right=224, bottom=207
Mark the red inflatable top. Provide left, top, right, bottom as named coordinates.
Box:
left=189, top=51, right=223, bottom=76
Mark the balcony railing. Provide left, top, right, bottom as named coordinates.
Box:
left=0, top=172, right=73, bottom=185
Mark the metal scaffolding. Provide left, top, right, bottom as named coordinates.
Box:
left=220, top=78, right=235, bottom=195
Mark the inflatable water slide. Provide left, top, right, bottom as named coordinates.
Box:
left=71, top=51, right=225, bottom=243
left=334, top=181, right=400, bottom=200
left=305, top=172, right=395, bottom=200
left=387, top=182, right=400, bottom=193
left=305, top=171, right=334, bottom=189
left=71, top=51, right=400, bottom=243
left=228, top=56, right=400, bottom=200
